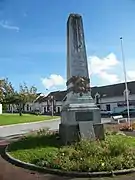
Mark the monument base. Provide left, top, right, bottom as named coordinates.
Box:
left=59, top=123, right=105, bottom=145
left=59, top=123, right=80, bottom=145
left=59, top=103, right=104, bottom=144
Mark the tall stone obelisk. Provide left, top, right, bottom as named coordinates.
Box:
left=59, top=14, right=103, bottom=144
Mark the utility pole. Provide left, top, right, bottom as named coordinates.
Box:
left=120, top=37, right=130, bottom=126
left=49, top=95, right=54, bottom=117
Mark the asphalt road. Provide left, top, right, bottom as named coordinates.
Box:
left=0, top=119, right=60, bottom=138
left=0, top=117, right=115, bottom=138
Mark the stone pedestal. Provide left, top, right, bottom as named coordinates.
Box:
left=93, top=123, right=105, bottom=140
left=59, top=14, right=104, bottom=144
left=59, top=123, right=80, bottom=145
left=59, top=100, right=103, bottom=144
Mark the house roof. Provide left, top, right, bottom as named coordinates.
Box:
left=34, top=94, right=47, bottom=103
left=46, top=91, right=67, bottom=101
left=35, top=81, right=135, bottom=103
left=91, top=81, right=135, bottom=98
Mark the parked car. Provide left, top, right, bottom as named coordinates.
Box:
left=100, top=110, right=112, bottom=117
left=121, top=108, right=135, bottom=117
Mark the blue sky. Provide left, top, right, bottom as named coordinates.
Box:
left=0, top=0, right=135, bottom=93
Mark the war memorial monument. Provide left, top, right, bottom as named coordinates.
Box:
left=59, top=13, right=104, bottom=144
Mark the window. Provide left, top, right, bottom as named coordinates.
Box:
left=58, top=107, right=60, bottom=113
left=44, top=107, right=46, bottom=113
left=27, top=104, right=29, bottom=111
left=97, top=105, right=101, bottom=109
left=106, top=104, right=110, bottom=111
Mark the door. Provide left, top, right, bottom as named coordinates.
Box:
left=106, top=104, right=110, bottom=111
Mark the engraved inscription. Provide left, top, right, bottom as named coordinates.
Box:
left=76, top=112, right=93, bottom=121
left=67, top=14, right=89, bottom=85
left=72, top=16, right=83, bottom=52
left=69, top=15, right=88, bottom=77
left=71, top=57, right=87, bottom=76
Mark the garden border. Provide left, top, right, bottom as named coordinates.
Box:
left=2, top=143, right=135, bottom=178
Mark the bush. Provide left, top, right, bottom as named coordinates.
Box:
left=9, top=133, right=135, bottom=172
left=32, top=135, right=135, bottom=172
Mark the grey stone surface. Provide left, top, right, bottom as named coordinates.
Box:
left=59, top=123, right=79, bottom=144
left=93, top=123, right=105, bottom=140
left=60, top=13, right=102, bottom=143
left=79, top=121, right=95, bottom=139
left=67, top=14, right=89, bottom=80
left=61, top=103, right=101, bottom=125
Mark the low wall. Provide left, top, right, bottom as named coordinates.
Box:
left=0, top=104, right=2, bottom=114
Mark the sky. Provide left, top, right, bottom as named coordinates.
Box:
left=0, top=0, right=135, bottom=94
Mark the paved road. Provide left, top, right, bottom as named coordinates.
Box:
left=0, top=119, right=60, bottom=138
left=0, top=117, right=133, bottom=138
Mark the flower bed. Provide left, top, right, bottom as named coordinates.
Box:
left=7, top=129, right=135, bottom=173
left=119, top=122, right=135, bottom=132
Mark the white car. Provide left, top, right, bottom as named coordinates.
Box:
left=100, top=110, right=112, bottom=115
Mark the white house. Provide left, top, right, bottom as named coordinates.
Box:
left=91, top=81, right=135, bottom=113
left=34, top=81, right=135, bottom=115
left=6, top=81, right=135, bottom=115
left=33, top=91, right=66, bottom=114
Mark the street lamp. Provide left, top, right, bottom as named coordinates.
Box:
left=95, top=92, right=100, bottom=108
left=120, top=37, right=130, bottom=125
left=48, top=95, right=54, bottom=117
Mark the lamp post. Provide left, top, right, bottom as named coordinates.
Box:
left=95, top=92, right=100, bottom=108
left=120, top=37, right=130, bottom=126
left=48, top=95, right=54, bottom=117
left=51, top=96, right=54, bottom=117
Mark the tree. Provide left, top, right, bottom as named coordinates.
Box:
left=0, top=78, right=14, bottom=104
left=12, top=83, right=37, bottom=116
left=0, top=79, right=38, bottom=116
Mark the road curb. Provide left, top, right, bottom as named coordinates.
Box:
left=3, top=143, right=135, bottom=178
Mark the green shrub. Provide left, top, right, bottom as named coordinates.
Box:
left=9, top=134, right=135, bottom=172
left=102, top=135, right=129, bottom=157
left=36, top=128, right=50, bottom=136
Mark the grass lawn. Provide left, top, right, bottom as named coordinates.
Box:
left=0, top=113, right=59, bottom=126
left=8, top=129, right=135, bottom=175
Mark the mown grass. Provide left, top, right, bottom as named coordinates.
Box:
left=8, top=129, right=135, bottom=172
left=0, top=113, right=58, bottom=125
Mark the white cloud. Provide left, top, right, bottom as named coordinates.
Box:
left=127, top=71, right=135, bottom=81
left=41, top=74, right=66, bottom=89
left=0, top=20, right=19, bottom=32
left=88, top=53, right=119, bottom=74
left=41, top=53, right=135, bottom=91
left=99, top=71, right=119, bottom=83
left=88, top=53, right=120, bottom=84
